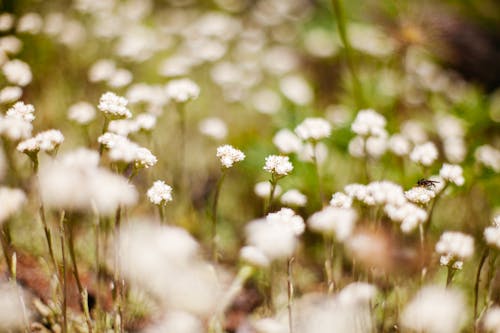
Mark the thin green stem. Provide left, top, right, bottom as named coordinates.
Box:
left=324, top=235, right=335, bottom=293
left=59, top=211, right=67, bottom=333
left=265, top=176, right=278, bottom=215
left=39, top=204, right=59, bottom=278
left=0, top=226, right=13, bottom=279
left=176, top=103, right=188, bottom=195
left=446, top=266, right=455, bottom=287
left=287, top=257, right=295, bottom=333
left=211, top=170, right=226, bottom=263
left=474, top=247, right=489, bottom=331
left=311, top=142, right=325, bottom=207
left=67, top=223, right=93, bottom=333
left=98, top=118, right=110, bottom=156
left=331, top=0, right=364, bottom=108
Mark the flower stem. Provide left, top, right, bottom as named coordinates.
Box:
left=176, top=103, right=188, bottom=196
left=324, top=235, right=335, bottom=293
left=211, top=170, right=226, bottom=263
left=446, top=266, right=455, bottom=287
left=311, top=142, right=325, bottom=207
left=287, top=257, right=295, bottom=333
left=331, top=0, right=364, bottom=108
left=59, top=211, right=67, bottom=333
left=98, top=118, right=110, bottom=156
left=265, top=176, right=278, bottom=215
left=474, top=247, right=489, bottom=331
left=67, top=222, right=93, bottom=333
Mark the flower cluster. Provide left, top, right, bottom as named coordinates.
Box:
left=484, top=214, right=500, bottom=250
left=165, top=78, right=200, bottom=103
left=263, top=155, right=293, bottom=176
left=308, top=206, right=357, bottom=241
left=147, top=180, right=173, bottom=206
left=17, top=129, right=64, bottom=155
left=98, top=92, right=132, bottom=120
left=294, top=117, right=331, bottom=141
left=410, top=142, right=439, bottom=166
left=439, top=163, right=464, bottom=186
left=0, top=102, right=35, bottom=140
left=435, top=231, right=474, bottom=269
left=98, top=132, right=157, bottom=169
left=216, top=144, right=245, bottom=168
left=0, top=187, right=26, bottom=224
left=349, top=109, right=388, bottom=159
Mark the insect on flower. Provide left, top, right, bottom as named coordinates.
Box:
left=417, top=178, right=440, bottom=189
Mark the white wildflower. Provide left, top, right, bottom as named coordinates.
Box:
left=88, top=59, right=116, bottom=82
left=389, top=134, right=411, bottom=156
left=273, top=129, right=302, bottom=154
left=436, top=231, right=474, bottom=268
left=405, top=186, right=436, bottom=204
left=0, top=13, right=14, bottom=32
left=135, top=113, right=156, bottom=132
left=329, top=192, right=352, bottom=208
left=295, top=117, right=331, bottom=141
left=17, top=129, right=64, bottom=154
left=443, top=137, right=466, bottom=163
left=475, top=145, right=500, bottom=172
left=98, top=92, right=132, bottom=120
left=400, top=285, right=465, bottom=333
left=17, top=13, right=43, bottom=34
left=298, top=142, right=328, bottom=164
left=165, top=78, right=200, bottom=103
left=384, top=202, right=428, bottom=233
left=0, top=86, right=22, bottom=104
left=147, top=181, right=173, bottom=206
left=67, top=101, right=96, bottom=125
left=0, top=115, right=32, bottom=140
left=280, top=189, right=307, bottom=207
left=108, top=68, right=133, bottom=88
left=2, top=59, right=32, bottom=86
left=410, top=141, right=439, bottom=166
left=142, top=311, right=204, bottom=333
left=308, top=206, right=357, bottom=241
left=351, top=109, right=386, bottom=137
left=266, top=208, right=305, bottom=236
left=439, top=163, right=465, bottom=186
left=348, top=135, right=365, bottom=157
left=365, top=135, right=388, bottom=158
left=254, top=181, right=281, bottom=198
left=245, top=217, right=297, bottom=261
left=483, top=306, right=500, bottom=333
left=337, top=282, right=378, bottom=306
left=485, top=215, right=500, bottom=250
left=98, top=133, right=157, bottom=168
left=251, top=89, right=282, bottom=114
left=198, top=117, right=227, bottom=140
left=263, top=155, right=293, bottom=176
left=0, top=187, right=26, bottom=224
left=0, top=283, right=32, bottom=331
left=216, top=144, right=245, bottom=168
left=279, top=74, right=313, bottom=106
left=240, top=246, right=270, bottom=268
left=6, top=101, right=35, bottom=122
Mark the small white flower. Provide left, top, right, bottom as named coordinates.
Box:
left=405, top=186, right=436, bottom=205
left=147, top=180, right=173, bottom=206
left=98, top=92, right=132, bottom=120
left=198, top=117, right=227, bottom=140
left=6, top=101, right=35, bottom=122
left=0, top=86, right=22, bottom=104
left=389, top=134, right=411, bottom=156
left=88, top=59, right=116, bottom=83
left=280, top=189, right=307, bottom=207
left=475, top=145, right=500, bottom=172
left=439, top=163, right=464, bottom=186
left=2, top=59, right=32, bottom=86
left=98, top=132, right=157, bottom=168
left=0, top=187, right=26, bottom=224
left=384, top=202, right=428, bottom=233
left=165, top=78, right=200, bottom=103
left=295, top=117, right=331, bottom=141
left=351, top=109, right=386, bottom=137
left=273, top=129, right=302, bottom=154
left=240, top=246, right=270, bottom=268
left=485, top=215, right=500, bottom=250
left=263, top=155, right=293, bottom=176
left=0, top=115, right=32, bottom=141
left=410, top=142, right=439, bottom=166
left=483, top=306, right=500, bottom=333
left=308, top=206, right=357, bottom=241
left=266, top=208, right=305, bottom=236
left=135, top=113, right=157, bottom=132
left=0, top=283, right=32, bottom=331
left=279, top=74, right=313, bottom=106
left=365, top=135, right=388, bottom=158
left=216, top=145, right=245, bottom=168
left=254, top=181, right=282, bottom=198
left=435, top=231, right=474, bottom=268
left=68, top=101, right=96, bottom=125
left=330, top=192, right=352, bottom=208
left=245, top=218, right=297, bottom=261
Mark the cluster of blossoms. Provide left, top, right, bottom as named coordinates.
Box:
left=88, top=59, right=133, bottom=88
left=294, top=117, right=331, bottom=141
left=439, top=163, right=465, bottom=186
left=98, top=132, right=157, bottom=169
left=198, top=117, right=227, bottom=140
left=484, top=214, right=500, bottom=250
left=385, top=202, right=428, bottom=233
left=2, top=59, right=32, bottom=86
left=273, top=128, right=329, bottom=164
left=410, top=141, right=439, bottom=166
left=0, top=187, right=26, bottom=224
left=254, top=181, right=282, bottom=199
left=435, top=114, right=467, bottom=163
left=98, top=92, right=132, bottom=120
left=147, top=180, right=173, bottom=206
left=435, top=231, right=474, bottom=269
left=216, top=144, right=245, bottom=168
left=405, top=186, right=436, bottom=205
left=349, top=109, right=388, bottom=159
left=242, top=208, right=304, bottom=267
left=308, top=206, right=357, bottom=242
left=280, top=189, right=307, bottom=207
left=344, top=181, right=406, bottom=207
left=475, top=145, right=500, bottom=172
left=329, top=192, right=353, bottom=208
left=16, top=129, right=64, bottom=155
left=165, top=78, right=200, bottom=103
left=108, top=113, right=157, bottom=137
left=0, top=101, right=35, bottom=141
left=263, top=155, right=293, bottom=177
left=67, top=101, right=96, bottom=125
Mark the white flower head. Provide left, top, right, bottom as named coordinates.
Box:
left=240, top=245, right=270, bottom=268
left=0, top=283, right=32, bottom=331
left=308, top=206, right=357, bottom=241
left=198, top=117, right=227, bottom=140
left=98, top=92, right=132, bottom=120
left=17, top=129, right=64, bottom=155
left=0, top=187, right=26, bottom=225
left=485, top=215, right=500, bottom=250
left=98, top=133, right=157, bottom=169
left=279, top=74, right=313, bottom=106
left=263, top=155, right=293, bottom=177
left=483, top=306, right=500, bottom=333
left=295, top=117, right=332, bottom=141
left=439, top=163, right=464, bottom=186
left=254, top=181, right=282, bottom=199
left=2, top=59, right=32, bottom=86
left=6, top=101, right=35, bottom=122
left=273, top=129, right=302, bottom=154
left=400, top=285, right=466, bottom=333
left=68, top=101, right=96, bottom=125
left=0, top=115, right=32, bottom=141
left=216, top=144, right=245, bottom=168
left=475, top=145, right=500, bottom=172
left=435, top=231, right=474, bottom=268
left=384, top=202, right=428, bottom=233
left=165, top=78, right=200, bottom=103
left=405, top=186, right=436, bottom=205
left=389, top=134, right=411, bottom=156
left=147, top=180, right=173, bottom=206
left=280, top=189, right=307, bottom=207
left=351, top=109, right=386, bottom=137
left=0, top=86, right=22, bottom=104
left=266, top=207, right=305, bottom=236
left=330, top=192, right=352, bottom=208
left=410, top=142, right=439, bottom=166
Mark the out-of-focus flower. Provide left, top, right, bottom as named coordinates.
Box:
left=485, top=214, right=500, bottom=250
left=280, top=189, right=307, bottom=207
left=483, top=306, right=500, bottom=333
left=351, top=109, right=386, bottom=137
left=198, top=117, right=227, bottom=140
left=17, top=129, right=64, bottom=155
left=254, top=181, right=282, bottom=198
left=165, top=78, right=200, bottom=103
left=147, top=181, right=173, bottom=206
left=17, top=13, right=43, bottom=34
left=88, top=59, right=116, bottom=83
left=329, top=192, right=352, bottom=208
left=475, top=145, right=500, bottom=172
left=385, top=202, right=428, bottom=233
left=439, top=163, right=464, bottom=186
left=0, top=283, right=32, bottom=331
left=98, top=132, right=157, bottom=168
left=142, top=311, right=204, bottom=333
left=295, top=117, right=331, bottom=141
left=0, top=86, right=22, bottom=104
left=436, top=231, right=474, bottom=269
left=266, top=208, right=305, bottom=236
left=216, top=144, right=245, bottom=168
left=308, top=206, right=357, bottom=241
left=67, top=101, right=96, bottom=125
left=273, top=129, right=302, bottom=154
left=0, top=187, right=26, bottom=225
left=240, top=245, right=270, bottom=268
left=98, top=92, right=132, bottom=120
left=2, top=59, right=32, bottom=86
left=389, top=134, right=411, bottom=156
left=303, top=28, right=338, bottom=58
left=251, top=89, right=282, bottom=114
left=6, top=101, right=35, bottom=122
left=400, top=285, right=465, bottom=333
left=410, top=142, right=439, bottom=166
left=0, top=115, right=32, bottom=141
left=279, top=74, right=313, bottom=106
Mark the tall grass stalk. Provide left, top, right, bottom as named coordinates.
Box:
left=211, top=169, right=226, bottom=262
